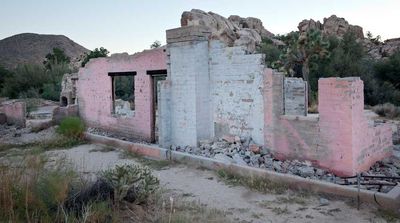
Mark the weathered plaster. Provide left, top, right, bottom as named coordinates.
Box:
left=77, top=48, right=166, bottom=141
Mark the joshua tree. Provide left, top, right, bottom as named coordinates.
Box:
left=283, top=30, right=330, bottom=96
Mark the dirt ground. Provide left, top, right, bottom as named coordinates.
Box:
left=0, top=124, right=398, bottom=223
left=46, top=144, right=397, bottom=223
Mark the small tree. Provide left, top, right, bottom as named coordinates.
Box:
left=283, top=30, right=330, bottom=96
left=150, top=40, right=161, bottom=49
left=43, top=48, right=70, bottom=69
left=0, top=66, right=13, bottom=92
left=81, top=47, right=109, bottom=67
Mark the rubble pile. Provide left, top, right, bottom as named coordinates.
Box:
left=170, top=135, right=400, bottom=192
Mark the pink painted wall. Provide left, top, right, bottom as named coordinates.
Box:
left=1, top=100, right=26, bottom=127
left=77, top=48, right=166, bottom=142
left=264, top=69, right=393, bottom=176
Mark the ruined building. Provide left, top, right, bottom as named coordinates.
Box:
left=62, top=23, right=393, bottom=177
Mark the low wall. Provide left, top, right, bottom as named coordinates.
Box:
left=52, top=105, right=79, bottom=124
left=0, top=100, right=26, bottom=127
left=264, top=69, right=393, bottom=176
left=85, top=132, right=400, bottom=213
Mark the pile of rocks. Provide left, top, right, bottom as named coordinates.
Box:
left=170, top=135, right=400, bottom=192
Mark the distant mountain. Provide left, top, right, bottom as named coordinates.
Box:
left=0, top=33, right=89, bottom=70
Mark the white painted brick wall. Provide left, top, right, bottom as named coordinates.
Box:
left=284, top=78, right=307, bottom=116
left=166, top=41, right=211, bottom=146
left=209, top=40, right=265, bottom=144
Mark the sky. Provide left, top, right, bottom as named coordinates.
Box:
left=1, top=0, right=399, bottom=54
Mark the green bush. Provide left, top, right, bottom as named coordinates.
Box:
left=81, top=47, right=109, bottom=67
left=101, top=164, right=159, bottom=204
left=57, top=117, right=85, bottom=139
left=0, top=156, right=114, bottom=223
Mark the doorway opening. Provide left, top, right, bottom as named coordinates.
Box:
left=147, top=69, right=167, bottom=143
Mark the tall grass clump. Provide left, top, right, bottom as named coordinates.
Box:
left=57, top=117, right=85, bottom=139
left=372, top=103, right=400, bottom=119
left=0, top=155, right=80, bottom=222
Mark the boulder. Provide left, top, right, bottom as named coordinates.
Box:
left=298, top=19, right=322, bottom=33
left=298, top=15, right=364, bottom=39
left=181, top=9, right=275, bottom=53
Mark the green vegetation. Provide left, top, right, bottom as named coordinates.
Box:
left=259, top=30, right=400, bottom=107
left=0, top=156, right=161, bottom=222
left=81, top=47, right=109, bottom=67
left=1, top=47, right=71, bottom=101
left=0, top=65, right=13, bottom=91
left=101, top=164, right=159, bottom=204
left=57, top=117, right=85, bottom=139
left=43, top=47, right=71, bottom=69
left=150, top=40, right=162, bottom=49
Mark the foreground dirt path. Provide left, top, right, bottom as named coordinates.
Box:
left=47, top=144, right=395, bottom=223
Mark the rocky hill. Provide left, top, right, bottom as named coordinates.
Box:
left=0, top=33, right=89, bottom=70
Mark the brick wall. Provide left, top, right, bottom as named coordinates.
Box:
left=161, top=26, right=266, bottom=146
left=264, top=70, right=393, bottom=176
left=77, top=49, right=166, bottom=142
left=284, top=78, right=307, bottom=116
left=210, top=41, right=265, bottom=144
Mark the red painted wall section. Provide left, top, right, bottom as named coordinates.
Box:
left=77, top=48, right=166, bottom=142
left=264, top=69, right=393, bottom=176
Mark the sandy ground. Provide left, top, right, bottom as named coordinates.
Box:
left=45, top=144, right=395, bottom=223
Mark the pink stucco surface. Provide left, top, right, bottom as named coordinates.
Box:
left=77, top=48, right=166, bottom=142
left=264, top=69, right=393, bottom=176
left=1, top=100, right=26, bottom=127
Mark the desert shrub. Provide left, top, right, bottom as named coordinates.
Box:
left=57, top=117, right=85, bottom=139
left=101, top=164, right=160, bottom=204
left=0, top=155, right=116, bottom=223
left=0, top=156, right=74, bottom=222
left=372, top=103, right=400, bottom=119
left=81, top=47, right=109, bottom=67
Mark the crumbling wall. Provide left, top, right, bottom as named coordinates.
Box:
left=0, top=100, right=26, bottom=127
left=60, top=73, right=78, bottom=107
left=52, top=104, right=79, bottom=124
left=160, top=26, right=265, bottom=147
left=77, top=48, right=166, bottom=141
left=284, top=78, right=307, bottom=116
left=210, top=41, right=265, bottom=144
left=264, top=69, right=393, bottom=176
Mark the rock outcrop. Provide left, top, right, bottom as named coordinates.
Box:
left=298, top=15, right=364, bottom=39
left=180, top=9, right=275, bottom=52
left=364, top=37, right=400, bottom=59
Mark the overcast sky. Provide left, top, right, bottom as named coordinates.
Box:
left=1, top=0, right=399, bottom=54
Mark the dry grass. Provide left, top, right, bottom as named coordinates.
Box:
left=216, top=169, right=288, bottom=194
left=372, top=103, right=400, bottom=119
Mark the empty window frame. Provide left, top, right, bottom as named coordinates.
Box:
left=109, top=71, right=137, bottom=117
